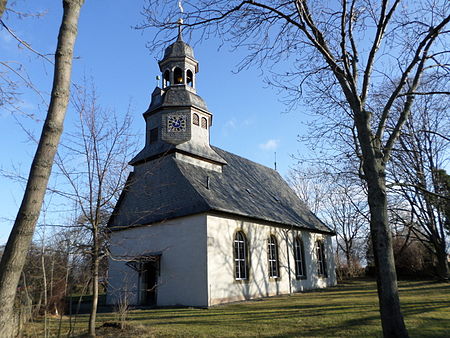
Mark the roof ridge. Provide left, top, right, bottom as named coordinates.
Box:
left=211, top=146, right=280, bottom=175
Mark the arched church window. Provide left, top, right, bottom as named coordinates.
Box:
left=201, top=117, right=207, bottom=129
left=186, top=69, right=193, bottom=87
left=193, top=113, right=199, bottom=126
left=316, top=240, right=327, bottom=278
left=174, top=67, right=183, bottom=84
left=267, top=235, right=279, bottom=278
left=234, top=231, right=248, bottom=280
left=294, top=237, right=306, bottom=279
left=163, top=70, right=170, bottom=87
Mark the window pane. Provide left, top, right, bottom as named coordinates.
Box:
left=268, top=236, right=279, bottom=278
left=240, top=261, right=246, bottom=279
left=316, top=240, right=327, bottom=277
left=294, top=238, right=306, bottom=278
left=234, top=232, right=248, bottom=279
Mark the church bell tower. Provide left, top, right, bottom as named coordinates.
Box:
left=130, top=30, right=226, bottom=168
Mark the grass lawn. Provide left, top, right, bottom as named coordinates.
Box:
left=24, top=279, right=450, bottom=337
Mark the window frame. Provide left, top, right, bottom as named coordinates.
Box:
left=201, top=117, right=208, bottom=129
left=234, top=231, right=248, bottom=280
left=163, top=70, right=170, bottom=87
left=186, top=69, right=194, bottom=87
left=193, top=113, right=199, bottom=126
left=267, top=235, right=280, bottom=278
left=294, top=237, right=307, bottom=279
left=316, top=240, right=327, bottom=278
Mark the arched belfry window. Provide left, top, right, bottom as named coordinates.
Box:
left=174, top=67, right=183, bottom=84
left=267, top=235, right=280, bottom=278
left=201, top=117, right=207, bottom=129
left=163, top=70, right=170, bottom=87
left=186, top=69, right=193, bottom=87
left=294, top=237, right=306, bottom=279
left=193, top=113, right=199, bottom=126
left=234, top=231, right=248, bottom=280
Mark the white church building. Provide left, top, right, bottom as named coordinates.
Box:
left=106, top=32, right=336, bottom=308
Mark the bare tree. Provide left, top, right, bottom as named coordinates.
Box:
left=0, top=1, right=84, bottom=336
left=288, top=168, right=369, bottom=276
left=141, top=1, right=450, bottom=336
left=435, top=169, right=450, bottom=234
left=388, top=81, right=449, bottom=280
left=326, top=181, right=369, bottom=275
left=287, top=166, right=332, bottom=215
left=54, top=81, right=135, bottom=336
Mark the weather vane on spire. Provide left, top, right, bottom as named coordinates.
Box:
left=177, top=0, right=184, bottom=38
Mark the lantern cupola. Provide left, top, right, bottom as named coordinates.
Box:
left=159, top=30, right=198, bottom=91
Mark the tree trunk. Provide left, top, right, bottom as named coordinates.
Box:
left=366, top=172, right=408, bottom=337
left=0, top=1, right=84, bottom=336
left=88, top=224, right=100, bottom=337
left=41, top=240, right=48, bottom=338
left=88, top=255, right=99, bottom=336
left=355, top=112, right=408, bottom=338
left=435, top=240, right=449, bottom=282
left=345, top=243, right=352, bottom=268
left=0, top=0, right=7, bottom=19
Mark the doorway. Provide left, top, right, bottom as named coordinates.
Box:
left=141, top=260, right=159, bottom=305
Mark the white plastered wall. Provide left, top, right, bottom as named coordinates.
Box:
left=190, top=109, right=211, bottom=147
left=206, top=214, right=336, bottom=306
left=107, top=213, right=208, bottom=307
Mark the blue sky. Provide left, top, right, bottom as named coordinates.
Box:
left=0, top=0, right=313, bottom=244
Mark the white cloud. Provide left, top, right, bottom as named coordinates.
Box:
left=221, top=118, right=237, bottom=137
left=259, top=139, right=280, bottom=151
left=224, top=119, right=237, bottom=129
left=242, top=118, right=252, bottom=126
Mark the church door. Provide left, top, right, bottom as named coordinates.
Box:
left=141, top=260, right=158, bottom=305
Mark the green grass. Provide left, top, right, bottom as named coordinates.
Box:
left=24, top=279, right=450, bottom=337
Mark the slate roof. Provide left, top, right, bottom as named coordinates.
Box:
left=109, top=147, right=334, bottom=235
left=146, top=86, right=208, bottom=114
left=163, top=38, right=194, bottom=59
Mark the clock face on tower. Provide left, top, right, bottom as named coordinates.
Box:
left=161, top=112, right=191, bottom=145
left=167, top=115, right=187, bottom=132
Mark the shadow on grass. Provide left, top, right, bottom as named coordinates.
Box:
left=408, top=316, right=450, bottom=338
left=273, top=315, right=382, bottom=338
left=26, top=279, right=449, bottom=337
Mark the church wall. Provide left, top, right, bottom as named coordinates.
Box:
left=206, top=214, right=336, bottom=306
left=107, top=213, right=208, bottom=307
left=190, top=109, right=211, bottom=146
